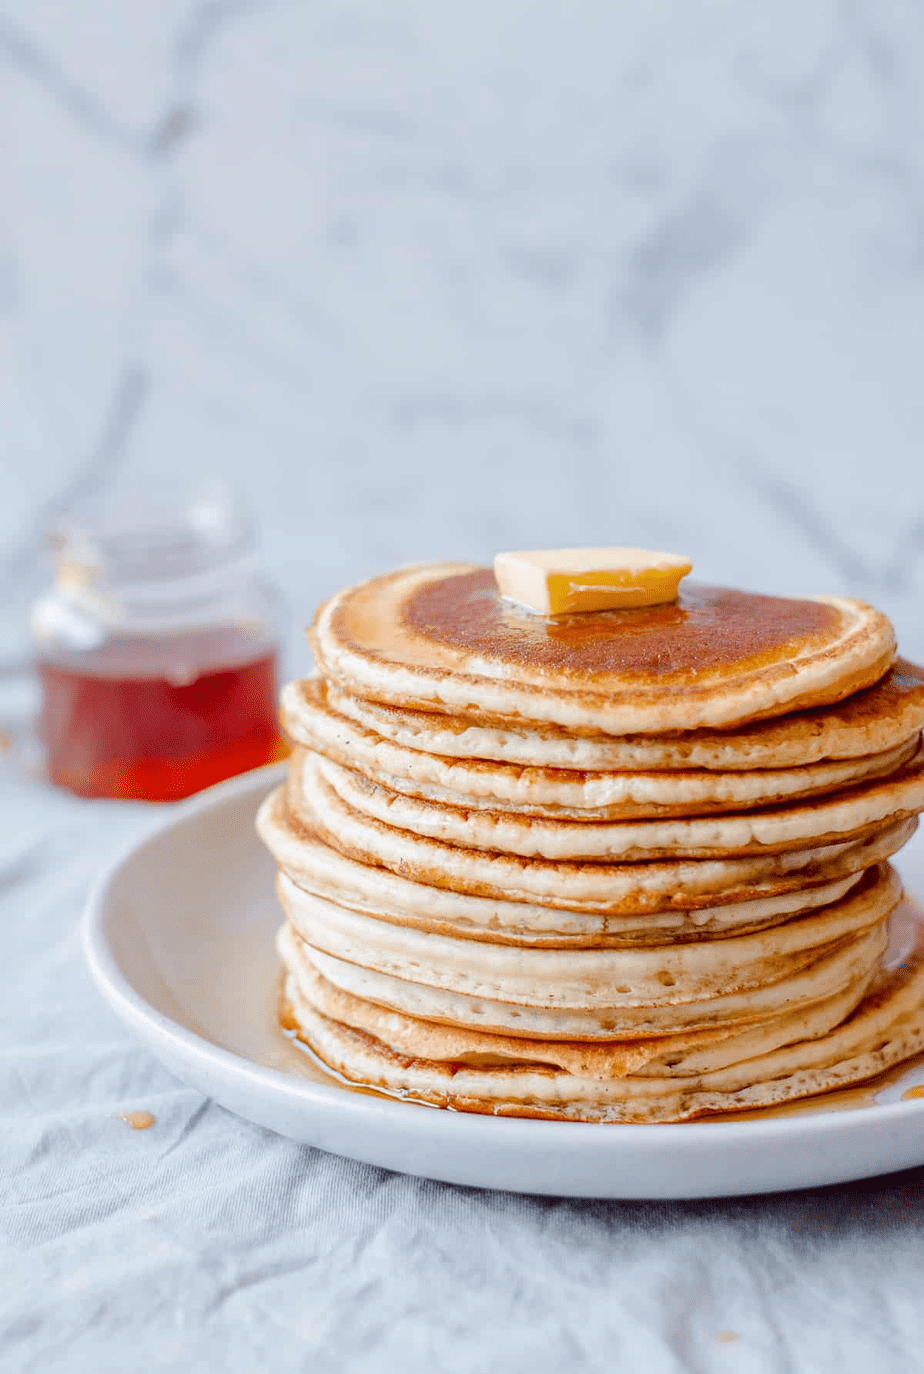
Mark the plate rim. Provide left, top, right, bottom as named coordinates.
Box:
left=82, top=762, right=924, bottom=1195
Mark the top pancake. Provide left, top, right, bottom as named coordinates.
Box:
left=310, top=562, right=896, bottom=734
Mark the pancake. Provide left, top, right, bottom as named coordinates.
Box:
left=259, top=555, right=924, bottom=1122
left=288, top=917, right=888, bottom=1039
left=282, top=678, right=919, bottom=819
left=325, top=658, right=924, bottom=773
left=305, top=745, right=924, bottom=861
left=279, top=930, right=924, bottom=1121
left=310, top=564, right=896, bottom=734
left=276, top=863, right=900, bottom=1030
left=279, top=769, right=917, bottom=912
left=280, top=932, right=873, bottom=1076
left=257, top=785, right=890, bottom=946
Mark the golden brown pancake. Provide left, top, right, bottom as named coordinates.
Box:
left=256, top=786, right=905, bottom=946
left=323, top=658, right=924, bottom=772
left=282, top=677, right=920, bottom=818
left=257, top=557, right=924, bottom=1123
left=310, top=563, right=896, bottom=733
left=304, top=745, right=924, bottom=861
left=275, top=863, right=900, bottom=1039
left=274, top=772, right=917, bottom=914
left=278, top=928, right=924, bottom=1122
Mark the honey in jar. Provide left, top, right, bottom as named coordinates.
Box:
left=31, top=483, right=288, bottom=801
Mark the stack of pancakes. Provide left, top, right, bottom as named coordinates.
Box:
left=258, top=564, right=924, bottom=1121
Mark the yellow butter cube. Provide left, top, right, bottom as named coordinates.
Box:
left=493, top=547, right=693, bottom=615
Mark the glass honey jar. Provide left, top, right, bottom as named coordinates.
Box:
left=30, top=482, right=287, bottom=801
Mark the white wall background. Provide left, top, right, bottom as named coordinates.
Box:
left=3, top=0, right=924, bottom=680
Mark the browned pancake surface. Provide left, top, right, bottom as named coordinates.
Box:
left=402, top=571, right=840, bottom=685
left=315, top=563, right=896, bottom=732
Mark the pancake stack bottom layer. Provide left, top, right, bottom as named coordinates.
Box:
left=258, top=565, right=924, bottom=1122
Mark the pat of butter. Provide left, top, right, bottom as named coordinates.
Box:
left=493, top=547, right=693, bottom=615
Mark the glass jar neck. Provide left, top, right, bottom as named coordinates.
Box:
left=34, top=484, right=265, bottom=643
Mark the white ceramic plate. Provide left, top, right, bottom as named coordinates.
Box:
left=84, top=763, right=924, bottom=1199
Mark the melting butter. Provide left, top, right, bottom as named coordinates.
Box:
left=493, top=547, right=692, bottom=615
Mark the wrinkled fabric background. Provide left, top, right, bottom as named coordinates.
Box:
left=4, top=3, right=924, bottom=1369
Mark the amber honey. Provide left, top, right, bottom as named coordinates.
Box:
left=40, top=650, right=288, bottom=802
left=32, top=480, right=288, bottom=802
